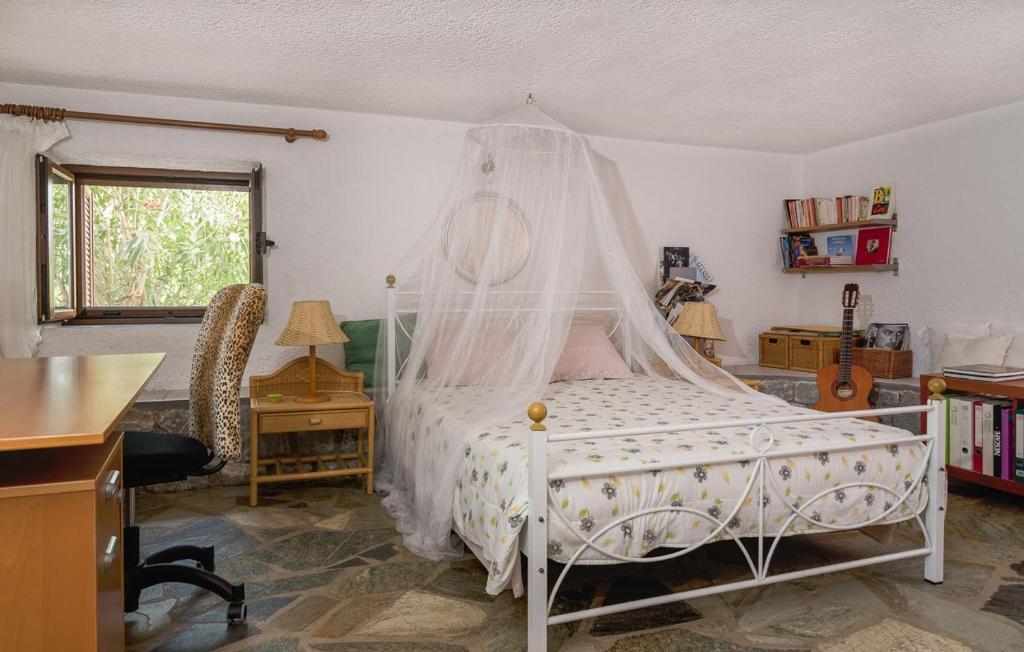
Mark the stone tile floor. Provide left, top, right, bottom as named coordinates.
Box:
left=127, top=480, right=1024, bottom=652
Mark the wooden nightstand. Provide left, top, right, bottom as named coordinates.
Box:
left=249, top=359, right=374, bottom=507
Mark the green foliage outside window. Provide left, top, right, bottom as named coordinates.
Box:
left=89, top=185, right=250, bottom=307
left=49, top=179, right=73, bottom=310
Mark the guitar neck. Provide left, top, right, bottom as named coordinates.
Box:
left=839, top=306, right=854, bottom=381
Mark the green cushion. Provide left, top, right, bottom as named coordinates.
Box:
left=341, top=319, right=381, bottom=387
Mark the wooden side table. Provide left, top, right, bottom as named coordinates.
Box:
left=249, top=359, right=374, bottom=507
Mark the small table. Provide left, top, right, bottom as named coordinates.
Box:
left=248, top=391, right=375, bottom=506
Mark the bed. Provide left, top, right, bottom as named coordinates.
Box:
left=436, top=375, right=930, bottom=594
left=383, top=282, right=948, bottom=652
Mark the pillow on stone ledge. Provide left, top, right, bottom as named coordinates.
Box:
left=937, top=334, right=1013, bottom=370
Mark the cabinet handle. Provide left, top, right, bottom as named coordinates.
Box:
left=104, top=469, right=121, bottom=501
left=103, top=536, right=119, bottom=571
left=308, top=417, right=322, bottom=425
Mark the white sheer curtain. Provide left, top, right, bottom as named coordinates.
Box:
left=376, top=106, right=776, bottom=560
left=0, top=115, right=69, bottom=358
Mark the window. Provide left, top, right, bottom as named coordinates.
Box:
left=36, top=161, right=267, bottom=324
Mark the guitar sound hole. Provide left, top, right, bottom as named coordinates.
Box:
left=834, top=382, right=855, bottom=400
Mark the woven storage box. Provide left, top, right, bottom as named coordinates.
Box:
left=788, top=335, right=842, bottom=372
left=853, top=347, right=913, bottom=379
left=758, top=333, right=789, bottom=368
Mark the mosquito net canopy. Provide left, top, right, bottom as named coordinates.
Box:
left=377, top=105, right=771, bottom=560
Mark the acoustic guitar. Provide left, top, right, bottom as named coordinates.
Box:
left=812, top=283, right=876, bottom=420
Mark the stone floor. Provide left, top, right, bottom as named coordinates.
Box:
left=126, top=480, right=1024, bottom=652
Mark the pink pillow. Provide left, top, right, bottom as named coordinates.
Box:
left=551, top=325, right=632, bottom=382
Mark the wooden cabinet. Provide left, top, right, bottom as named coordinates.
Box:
left=0, top=433, right=124, bottom=652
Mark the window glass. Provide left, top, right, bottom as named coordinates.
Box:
left=48, top=173, right=73, bottom=312
left=87, top=185, right=250, bottom=307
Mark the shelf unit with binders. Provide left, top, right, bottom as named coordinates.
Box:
left=920, top=373, right=1024, bottom=497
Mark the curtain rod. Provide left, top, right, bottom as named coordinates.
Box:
left=0, top=103, right=328, bottom=143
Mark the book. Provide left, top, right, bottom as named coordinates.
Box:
left=779, top=237, right=792, bottom=269
left=949, top=396, right=975, bottom=469
left=1002, top=406, right=1014, bottom=480
left=992, top=403, right=1013, bottom=479
left=796, top=255, right=830, bottom=267
left=854, top=226, right=893, bottom=265
left=826, top=235, right=855, bottom=257
left=974, top=400, right=984, bottom=473
left=660, top=247, right=689, bottom=283
left=982, top=402, right=997, bottom=476
left=944, top=372, right=1024, bottom=382
left=994, top=404, right=1003, bottom=478
left=942, top=364, right=1024, bottom=380
left=829, top=255, right=853, bottom=265
left=871, top=185, right=895, bottom=219
left=1016, top=408, right=1024, bottom=483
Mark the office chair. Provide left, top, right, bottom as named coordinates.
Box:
left=123, top=283, right=266, bottom=623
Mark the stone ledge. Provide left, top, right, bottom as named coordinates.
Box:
left=727, top=365, right=922, bottom=434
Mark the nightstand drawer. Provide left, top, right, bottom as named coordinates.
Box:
left=260, top=409, right=368, bottom=434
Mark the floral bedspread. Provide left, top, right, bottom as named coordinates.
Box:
left=427, top=377, right=928, bottom=595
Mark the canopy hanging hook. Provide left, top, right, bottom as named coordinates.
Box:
left=526, top=93, right=536, bottom=105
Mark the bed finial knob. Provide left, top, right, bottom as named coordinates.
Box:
left=386, top=274, right=396, bottom=288
left=927, top=377, right=947, bottom=400
left=528, top=402, right=547, bottom=432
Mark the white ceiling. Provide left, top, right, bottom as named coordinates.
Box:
left=3, top=1, right=1024, bottom=153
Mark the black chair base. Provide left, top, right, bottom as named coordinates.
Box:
left=123, top=524, right=246, bottom=623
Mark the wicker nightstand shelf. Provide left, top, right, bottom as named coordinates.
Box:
left=248, top=358, right=374, bottom=507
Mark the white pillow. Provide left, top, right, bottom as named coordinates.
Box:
left=937, top=334, right=1013, bottom=370
left=916, top=322, right=990, bottom=374
left=991, top=321, right=1024, bottom=368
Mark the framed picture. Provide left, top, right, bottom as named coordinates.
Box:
left=864, top=322, right=910, bottom=350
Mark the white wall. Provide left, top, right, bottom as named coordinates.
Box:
left=798, top=101, right=1024, bottom=371
left=3, top=81, right=801, bottom=389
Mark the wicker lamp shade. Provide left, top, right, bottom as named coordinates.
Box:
left=672, top=302, right=725, bottom=341
left=276, top=300, right=349, bottom=346
left=275, top=300, right=348, bottom=402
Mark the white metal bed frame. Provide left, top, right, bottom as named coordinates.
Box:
left=383, top=277, right=947, bottom=652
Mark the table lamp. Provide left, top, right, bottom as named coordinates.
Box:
left=672, top=301, right=726, bottom=366
left=275, top=300, right=349, bottom=402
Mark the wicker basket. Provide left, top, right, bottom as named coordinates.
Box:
left=788, top=335, right=841, bottom=372
left=758, top=333, right=789, bottom=368
left=853, top=347, right=913, bottom=379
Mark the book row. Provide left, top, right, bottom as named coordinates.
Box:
left=946, top=395, right=1024, bottom=483
left=783, top=185, right=895, bottom=230
left=780, top=226, right=893, bottom=269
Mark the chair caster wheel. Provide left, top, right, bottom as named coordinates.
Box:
left=227, top=602, right=247, bottom=624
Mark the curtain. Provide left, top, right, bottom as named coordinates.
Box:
left=375, top=106, right=777, bottom=560
left=0, top=115, right=69, bottom=358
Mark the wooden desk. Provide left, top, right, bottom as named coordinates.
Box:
left=249, top=392, right=375, bottom=507
left=0, top=353, right=163, bottom=652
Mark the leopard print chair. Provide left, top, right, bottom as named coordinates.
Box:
left=123, top=283, right=266, bottom=623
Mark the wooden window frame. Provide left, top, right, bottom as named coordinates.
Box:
left=36, top=158, right=78, bottom=322
left=36, top=162, right=267, bottom=325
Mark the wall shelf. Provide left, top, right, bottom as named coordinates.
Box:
left=784, top=259, right=899, bottom=277
left=782, top=215, right=897, bottom=235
